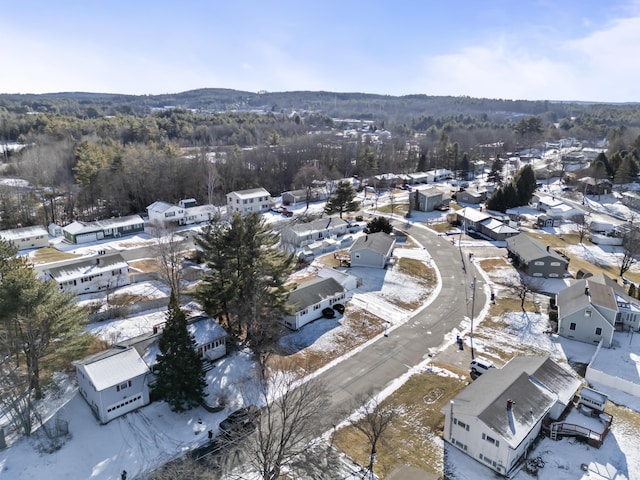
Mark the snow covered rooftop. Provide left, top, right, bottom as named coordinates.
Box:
left=77, top=347, right=150, bottom=391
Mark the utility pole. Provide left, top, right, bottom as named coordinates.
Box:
left=470, top=277, right=476, bottom=360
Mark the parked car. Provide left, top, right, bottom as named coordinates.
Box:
left=333, top=303, right=345, bottom=314
left=470, top=357, right=495, bottom=375
left=322, top=307, right=336, bottom=318
left=219, top=405, right=261, bottom=439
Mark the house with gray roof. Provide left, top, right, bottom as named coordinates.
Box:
left=281, top=187, right=328, bottom=206
left=557, top=277, right=640, bottom=347
left=63, top=214, right=145, bottom=244
left=443, top=356, right=581, bottom=476
left=409, top=186, right=444, bottom=212
left=284, top=277, right=347, bottom=330
left=349, top=232, right=395, bottom=268
left=505, top=234, right=569, bottom=278
left=280, top=217, right=348, bottom=248
left=456, top=188, right=487, bottom=205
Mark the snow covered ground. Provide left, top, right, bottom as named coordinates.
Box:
left=3, top=186, right=640, bottom=479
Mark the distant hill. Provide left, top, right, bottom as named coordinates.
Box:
left=1, top=88, right=639, bottom=123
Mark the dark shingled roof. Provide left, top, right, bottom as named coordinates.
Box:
left=505, top=234, right=568, bottom=264
left=287, top=277, right=345, bottom=311
left=450, top=356, right=580, bottom=448
left=350, top=232, right=395, bottom=255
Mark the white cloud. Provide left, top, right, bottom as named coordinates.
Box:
left=413, top=10, right=640, bottom=102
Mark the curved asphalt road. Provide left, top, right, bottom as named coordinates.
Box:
left=310, top=222, right=487, bottom=433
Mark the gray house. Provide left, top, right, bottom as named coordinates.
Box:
left=457, top=189, right=487, bottom=205
left=284, top=277, right=347, bottom=330
left=281, top=187, right=329, bottom=206
left=505, top=234, right=569, bottom=278
left=349, top=232, right=396, bottom=268
left=443, top=356, right=581, bottom=476
left=410, top=186, right=444, bottom=212
left=557, top=275, right=640, bottom=347
left=556, top=279, right=616, bottom=348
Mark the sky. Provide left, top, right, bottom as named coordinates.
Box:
left=2, top=1, right=640, bottom=106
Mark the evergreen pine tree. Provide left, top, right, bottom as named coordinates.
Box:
left=324, top=181, right=360, bottom=218
left=151, top=291, right=206, bottom=412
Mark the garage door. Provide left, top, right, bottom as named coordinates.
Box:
left=76, top=232, right=99, bottom=244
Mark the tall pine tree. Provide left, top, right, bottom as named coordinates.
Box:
left=151, top=291, right=206, bottom=412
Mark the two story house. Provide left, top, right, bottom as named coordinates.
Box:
left=443, top=356, right=580, bottom=476
left=41, top=252, right=130, bottom=295
left=505, top=234, right=569, bottom=278
left=556, top=275, right=640, bottom=347
left=147, top=198, right=217, bottom=228
left=226, top=188, right=271, bottom=216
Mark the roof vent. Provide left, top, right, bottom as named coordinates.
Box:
left=507, top=399, right=514, bottom=410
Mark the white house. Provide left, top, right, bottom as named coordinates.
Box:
left=284, top=277, right=347, bottom=330
left=443, top=356, right=581, bottom=476
left=76, top=347, right=151, bottom=424
left=0, top=225, right=49, bottom=250
left=147, top=198, right=217, bottom=228
left=349, top=232, right=396, bottom=268
left=426, top=169, right=453, bottom=183
left=76, top=315, right=227, bottom=423
left=280, top=217, right=348, bottom=248
left=42, top=252, right=130, bottom=295
left=226, top=188, right=271, bottom=216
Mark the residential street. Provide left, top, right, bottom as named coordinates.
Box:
left=308, top=221, right=487, bottom=436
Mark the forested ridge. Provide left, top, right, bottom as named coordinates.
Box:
left=2, top=89, right=640, bottom=230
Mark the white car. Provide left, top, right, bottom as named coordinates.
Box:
left=470, top=357, right=495, bottom=375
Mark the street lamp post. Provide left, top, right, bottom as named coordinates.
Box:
left=470, top=277, right=476, bottom=360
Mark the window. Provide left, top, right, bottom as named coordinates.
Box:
left=482, top=433, right=499, bottom=446
left=534, top=261, right=545, bottom=266
left=550, top=262, right=561, bottom=266
left=595, top=327, right=602, bottom=335
left=453, top=418, right=469, bottom=431
left=585, top=309, right=592, bottom=317
left=313, top=304, right=320, bottom=310
left=570, top=322, right=576, bottom=331
left=116, top=380, right=132, bottom=392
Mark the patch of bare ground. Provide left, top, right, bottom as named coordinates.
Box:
left=273, top=309, right=386, bottom=372
left=477, top=257, right=511, bottom=272
left=108, top=292, right=149, bottom=307
left=29, top=247, right=80, bottom=264
left=333, top=367, right=468, bottom=478
left=394, top=259, right=437, bottom=310
left=128, top=258, right=159, bottom=273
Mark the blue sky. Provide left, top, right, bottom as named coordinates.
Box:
left=3, top=0, right=640, bottom=102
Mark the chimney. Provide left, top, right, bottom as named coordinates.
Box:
left=153, top=326, right=158, bottom=334
left=546, top=245, right=550, bottom=252
left=585, top=287, right=590, bottom=296
left=96, top=257, right=101, bottom=266
left=365, top=235, right=368, bottom=242
left=507, top=399, right=514, bottom=410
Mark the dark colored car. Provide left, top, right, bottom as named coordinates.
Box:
left=322, top=307, right=336, bottom=318
left=333, top=303, right=345, bottom=314
left=218, top=405, right=261, bottom=439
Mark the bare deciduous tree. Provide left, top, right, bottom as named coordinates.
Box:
left=572, top=213, right=590, bottom=244
left=248, top=370, right=330, bottom=480
left=619, top=225, right=640, bottom=277
left=505, top=274, right=544, bottom=311
left=0, top=356, right=36, bottom=437
left=343, top=393, right=396, bottom=480
left=150, top=223, right=189, bottom=297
